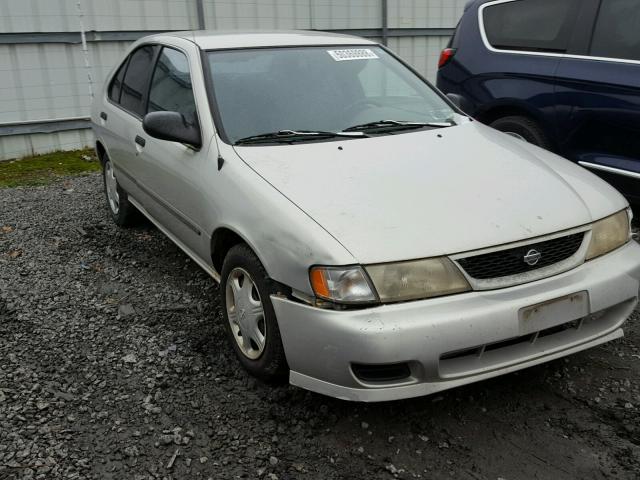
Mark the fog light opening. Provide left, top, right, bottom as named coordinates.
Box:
left=352, top=362, right=412, bottom=383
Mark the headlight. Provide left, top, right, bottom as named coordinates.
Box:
left=365, top=257, right=471, bottom=303
left=586, top=209, right=631, bottom=260
left=309, top=266, right=377, bottom=304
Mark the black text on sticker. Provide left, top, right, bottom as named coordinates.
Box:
left=327, top=49, right=379, bottom=61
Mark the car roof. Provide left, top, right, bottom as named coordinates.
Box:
left=158, top=30, right=377, bottom=50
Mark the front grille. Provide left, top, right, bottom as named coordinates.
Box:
left=457, top=233, right=584, bottom=280
left=440, top=318, right=583, bottom=362
left=438, top=298, right=634, bottom=380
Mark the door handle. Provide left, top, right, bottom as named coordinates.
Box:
left=135, top=135, right=146, bottom=147
left=100, top=111, right=108, bottom=121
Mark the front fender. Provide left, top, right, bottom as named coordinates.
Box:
left=205, top=144, right=357, bottom=295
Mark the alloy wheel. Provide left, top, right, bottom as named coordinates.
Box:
left=104, top=161, right=120, bottom=215
left=225, top=267, right=266, bottom=360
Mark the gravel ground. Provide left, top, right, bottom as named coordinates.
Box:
left=1, top=174, right=639, bottom=480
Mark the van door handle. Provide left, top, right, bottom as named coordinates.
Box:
left=100, top=112, right=108, bottom=121
left=135, top=135, right=146, bottom=147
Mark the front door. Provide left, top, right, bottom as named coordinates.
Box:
left=134, top=45, right=215, bottom=260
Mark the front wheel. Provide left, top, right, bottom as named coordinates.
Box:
left=220, top=244, right=288, bottom=382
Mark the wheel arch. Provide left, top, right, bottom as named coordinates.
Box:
left=477, top=101, right=540, bottom=124
left=95, top=140, right=107, bottom=166
left=211, top=227, right=245, bottom=275
left=210, top=226, right=293, bottom=295
left=210, top=226, right=272, bottom=279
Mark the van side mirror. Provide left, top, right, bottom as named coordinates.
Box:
left=143, top=111, right=202, bottom=149
left=446, top=93, right=472, bottom=115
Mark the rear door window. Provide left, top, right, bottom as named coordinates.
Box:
left=119, top=45, right=156, bottom=117
left=590, top=0, right=640, bottom=61
left=147, top=47, right=198, bottom=125
left=483, top=0, right=579, bottom=53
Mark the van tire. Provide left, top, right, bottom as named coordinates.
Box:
left=490, top=115, right=552, bottom=151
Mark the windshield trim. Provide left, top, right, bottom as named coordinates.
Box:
left=201, top=44, right=466, bottom=147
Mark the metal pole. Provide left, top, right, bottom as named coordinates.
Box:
left=381, top=0, right=389, bottom=45
left=196, top=0, right=206, bottom=30
left=76, top=0, right=93, bottom=98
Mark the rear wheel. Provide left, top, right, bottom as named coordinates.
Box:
left=489, top=115, right=551, bottom=150
left=220, top=244, right=288, bottom=382
left=102, top=155, right=138, bottom=227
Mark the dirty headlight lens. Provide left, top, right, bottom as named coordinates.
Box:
left=309, top=266, right=377, bottom=304
left=365, top=257, right=471, bottom=303
left=586, top=209, right=631, bottom=261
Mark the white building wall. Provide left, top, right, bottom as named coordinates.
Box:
left=388, top=0, right=468, bottom=28
left=0, top=0, right=199, bottom=32
left=0, top=0, right=466, bottom=160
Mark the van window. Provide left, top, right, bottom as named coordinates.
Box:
left=483, top=0, right=579, bottom=53
left=147, top=48, right=197, bottom=125
left=590, top=0, right=640, bottom=61
left=120, top=45, right=156, bottom=117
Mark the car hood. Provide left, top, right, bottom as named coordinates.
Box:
left=235, top=122, right=627, bottom=264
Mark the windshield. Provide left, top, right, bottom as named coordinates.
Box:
left=206, top=46, right=456, bottom=144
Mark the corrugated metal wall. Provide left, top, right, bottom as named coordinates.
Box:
left=0, top=0, right=466, bottom=160
left=0, top=0, right=199, bottom=32
left=202, top=0, right=383, bottom=29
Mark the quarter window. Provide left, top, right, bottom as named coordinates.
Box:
left=590, top=0, right=640, bottom=61
left=108, top=60, right=127, bottom=103
left=483, top=0, right=579, bottom=53
left=119, top=45, right=156, bottom=116
left=147, top=48, right=197, bottom=125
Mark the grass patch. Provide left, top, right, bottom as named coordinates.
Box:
left=0, top=149, right=101, bottom=188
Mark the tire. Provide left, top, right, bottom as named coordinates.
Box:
left=102, top=155, right=139, bottom=227
left=489, top=115, right=552, bottom=150
left=220, top=244, right=288, bottom=383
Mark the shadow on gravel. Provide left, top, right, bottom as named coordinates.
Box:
left=90, top=180, right=640, bottom=479
left=0, top=297, right=16, bottom=326
left=1, top=175, right=639, bottom=480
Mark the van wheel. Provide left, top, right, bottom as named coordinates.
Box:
left=490, top=115, right=551, bottom=150
left=220, top=244, right=288, bottom=383
left=102, top=155, right=138, bottom=227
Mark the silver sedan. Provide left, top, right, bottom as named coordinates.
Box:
left=91, top=31, right=640, bottom=402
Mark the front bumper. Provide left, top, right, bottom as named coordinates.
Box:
left=272, top=241, right=640, bottom=402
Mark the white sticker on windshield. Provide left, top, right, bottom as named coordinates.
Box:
left=327, top=48, right=379, bottom=61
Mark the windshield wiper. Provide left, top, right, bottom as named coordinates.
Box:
left=342, top=119, right=455, bottom=133
left=235, top=129, right=367, bottom=145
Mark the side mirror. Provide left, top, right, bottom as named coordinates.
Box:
left=142, top=111, right=202, bottom=149
left=445, top=93, right=472, bottom=115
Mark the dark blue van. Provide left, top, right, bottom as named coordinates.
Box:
left=437, top=0, right=640, bottom=205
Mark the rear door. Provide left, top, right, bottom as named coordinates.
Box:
left=104, top=44, right=158, bottom=203
left=554, top=0, right=640, bottom=203
left=98, top=58, right=132, bottom=190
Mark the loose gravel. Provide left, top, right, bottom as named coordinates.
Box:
left=1, top=174, right=639, bottom=480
